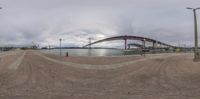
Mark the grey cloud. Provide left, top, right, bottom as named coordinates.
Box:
left=0, top=0, right=200, bottom=47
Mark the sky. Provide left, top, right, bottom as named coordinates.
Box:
left=0, top=0, right=200, bottom=48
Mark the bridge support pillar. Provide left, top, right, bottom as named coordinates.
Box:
left=153, top=41, right=157, bottom=49
left=124, top=39, right=127, bottom=50
left=143, top=40, right=146, bottom=49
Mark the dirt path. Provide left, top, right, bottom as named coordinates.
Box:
left=0, top=50, right=200, bottom=99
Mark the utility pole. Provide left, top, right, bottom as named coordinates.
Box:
left=0, top=7, right=2, bottom=51
left=59, top=38, right=62, bottom=56
left=187, top=7, right=200, bottom=61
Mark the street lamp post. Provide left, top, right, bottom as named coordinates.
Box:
left=187, top=7, right=200, bottom=61
left=59, top=38, right=62, bottom=56
left=143, top=38, right=146, bottom=57
left=0, top=7, right=2, bottom=52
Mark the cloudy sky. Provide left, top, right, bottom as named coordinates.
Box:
left=0, top=0, right=200, bottom=48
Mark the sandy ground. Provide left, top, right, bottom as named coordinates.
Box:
left=0, top=50, right=200, bottom=99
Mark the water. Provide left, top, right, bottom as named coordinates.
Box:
left=40, top=49, right=138, bottom=56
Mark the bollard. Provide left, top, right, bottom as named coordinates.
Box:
left=66, top=52, right=69, bottom=57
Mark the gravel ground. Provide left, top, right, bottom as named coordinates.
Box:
left=0, top=50, right=200, bottom=99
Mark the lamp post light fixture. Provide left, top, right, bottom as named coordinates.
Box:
left=187, top=7, right=200, bottom=61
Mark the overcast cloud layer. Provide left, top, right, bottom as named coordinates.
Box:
left=0, top=0, right=200, bottom=48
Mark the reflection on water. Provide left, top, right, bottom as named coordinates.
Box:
left=88, top=49, right=92, bottom=56
left=40, top=49, right=128, bottom=56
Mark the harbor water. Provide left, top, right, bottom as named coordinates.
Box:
left=40, top=49, right=141, bottom=56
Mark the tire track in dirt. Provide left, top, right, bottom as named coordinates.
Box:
left=107, top=55, right=186, bottom=97
left=35, top=52, right=148, bottom=70
left=163, top=55, right=200, bottom=97
left=0, top=50, right=21, bottom=58
left=156, top=57, right=182, bottom=96
left=0, top=52, right=48, bottom=97
left=35, top=51, right=178, bottom=70
left=8, top=51, right=26, bottom=70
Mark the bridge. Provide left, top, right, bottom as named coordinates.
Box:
left=83, top=35, right=177, bottom=50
